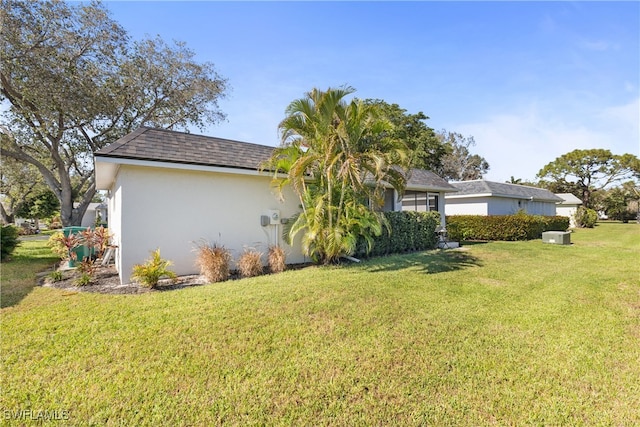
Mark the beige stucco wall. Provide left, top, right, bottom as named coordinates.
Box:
left=109, top=164, right=305, bottom=284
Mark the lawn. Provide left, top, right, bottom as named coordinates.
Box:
left=1, top=223, right=639, bottom=425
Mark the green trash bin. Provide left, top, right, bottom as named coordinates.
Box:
left=62, top=227, right=91, bottom=266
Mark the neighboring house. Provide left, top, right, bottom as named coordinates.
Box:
left=387, top=169, right=458, bottom=222
left=445, top=179, right=563, bottom=216
left=95, top=127, right=456, bottom=284
left=555, top=193, right=582, bottom=227
left=74, top=202, right=106, bottom=228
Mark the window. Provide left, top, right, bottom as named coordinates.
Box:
left=402, top=191, right=439, bottom=212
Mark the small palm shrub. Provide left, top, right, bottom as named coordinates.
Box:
left=195, top=242, right=231, bottom=283
left=132, top=248, right=177, bottom=289
left=1, top=225, right=20, bottom=261
left=237, top=248, right=263, bottom=278
left=268, top=245, right=286, bottom=273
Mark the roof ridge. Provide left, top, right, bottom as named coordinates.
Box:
left=140, top=126, right=277, bottom=149
left=96, top=127, right=149, bottom=155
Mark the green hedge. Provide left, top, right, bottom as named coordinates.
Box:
left=357, top=211, right=440, bottom=257
left=1, top=225, right=21, bottom=261
left=446, top=214, right=570, bottom=242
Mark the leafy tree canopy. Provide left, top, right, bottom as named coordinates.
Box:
left=537, top=149, right=640, bottom=209
left=360, top=100, right=446, bottom=171
left=1, top=0, right=228, bottom=226
left=0, top=154, right=49, bottom=224
left=435, top=130, right=490, bottom=181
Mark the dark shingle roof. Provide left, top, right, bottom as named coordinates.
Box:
left=448, top=180, right=563, bottom=202
left=95, top=127, right=275, bottom=171
left=95, top=128, right=456, bottom=192
left=406, top=169, right=458, bottom=192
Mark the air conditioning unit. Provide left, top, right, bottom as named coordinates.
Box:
left=542, top=231, right=571, bottom=245
left=267, top=210, right=280, bottom=225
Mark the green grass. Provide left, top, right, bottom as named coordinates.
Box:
left=1, top=223, right=639, bottom=425
left=1, top=239, right=59, bottom=308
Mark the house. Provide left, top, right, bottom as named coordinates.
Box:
left=95, top=127, right=457, bottom=284
left=74, top=202, right=107, bottom=228
left=444, top=179, right=563, bottom=216
left=555, top=193, right=582, bottom=227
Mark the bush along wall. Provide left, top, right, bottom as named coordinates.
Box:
left=446, top=213, right=570, bottom=242
left=356, top=211, right=440, bottom=258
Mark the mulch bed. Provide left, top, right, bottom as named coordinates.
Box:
left=41, top=262, right=316, bottom=295
left=41, top=264, right=207, bottom=295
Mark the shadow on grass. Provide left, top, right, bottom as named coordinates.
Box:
left=361, top=249, right=482, bottom=275
left=1, top=244, right=58, bottom=309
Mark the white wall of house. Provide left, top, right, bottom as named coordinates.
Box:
left=556, top=205, right=579, bottom=227
left=445, top=196, right=557, bottom=216
left=108, top=164, right=305, bottom=284
left=108, top=175, right=124, bottom=276
left=445, top=198, right=490, bottom=216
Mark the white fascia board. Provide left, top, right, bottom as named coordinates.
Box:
left=445, top=192, right=493, bottom=199
left=407, top=184, right=459, bottom=193
left=445, top=191, right=560, bottom=202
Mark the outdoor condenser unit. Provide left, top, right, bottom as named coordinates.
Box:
left=542, top=231, right=571, bottom=245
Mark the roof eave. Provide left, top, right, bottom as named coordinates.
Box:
left=94, top=154, right=273, bottom=190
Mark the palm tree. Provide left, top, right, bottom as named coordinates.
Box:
left=265, top=86, right=410, bottom=264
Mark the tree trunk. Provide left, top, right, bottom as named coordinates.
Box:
left=0, top=203, right=14, bottom=224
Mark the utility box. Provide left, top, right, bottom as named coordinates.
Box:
left=542, top=231, right=571, bottom=245
left=62, top=226, right=92, bottom=266
left=267, top=210, right=280, bottom=225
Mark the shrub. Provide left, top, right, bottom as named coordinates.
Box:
left=47, top=232, right=81, bottom=261
left=48, top=270, right=64, bottom=282
left=78, top=226, right=111, bottom=259
left=575, top=207, right=598, bottom=228
left=446, top=214, right=570, bottom=241
left=92, top=226, right=112, bottom=258
left=132, top=248, right=177, bottom=289
left=237, top=248, right=263, bottom=278
left=47, top=232, right=67, bottom=259
left=77, top=258, right=98, bottom=277
left=356, top=211, right=440, bottom=258
left=268, top=245, right=286, bottom=274
left=46, top=215, right=62, bottom=229
left=194, top=242, right=231, bottom=283
left=1, top=225, right=20, bottom=261
left=74, top=272, right=93, bottom=287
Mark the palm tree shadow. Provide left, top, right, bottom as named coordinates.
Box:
left=361, top=249, right=482, bottom=275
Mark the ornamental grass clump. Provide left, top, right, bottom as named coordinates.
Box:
left=268, top=245, right=286, bottom=273
left=195, top=242, right=231, bottom=283
left=237, top=248, right=263, bottom=278
left=132, top=248, right=177, bottom=289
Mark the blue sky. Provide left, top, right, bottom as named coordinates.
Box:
left=105, top=1, right=639, bottom=183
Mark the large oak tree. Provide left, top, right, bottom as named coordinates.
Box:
left=435, top=131, right=490, bottom=181
left=1, top=0, right=228, bottom=226
left=537, top=149, right=640, bottom=209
